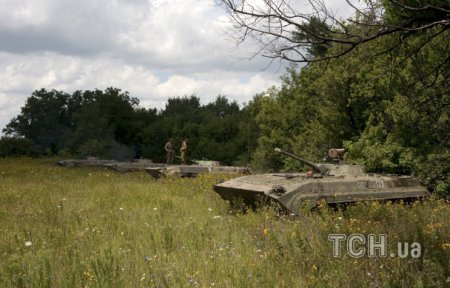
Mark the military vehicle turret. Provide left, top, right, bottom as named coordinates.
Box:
left=213, top=148, right=429, bottom=214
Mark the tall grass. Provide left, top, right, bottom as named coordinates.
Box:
left=0, top=158, right=448, bottom=287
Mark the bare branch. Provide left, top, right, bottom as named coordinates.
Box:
left=217, top=0, right=450, bottom=64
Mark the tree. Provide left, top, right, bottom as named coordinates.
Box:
left=67, top=88, right=140, bottom=158
left=3, top=89, right=71, bottom=154
left=4, top=88, right=143, bottom=157
left=218, top=0, right=449, bottom=62
left=243, top=25, right=448, bottom=194
left=197, top=96, right=245, bottom=164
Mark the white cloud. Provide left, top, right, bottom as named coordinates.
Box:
left=0, top=52, right=281, bottom=132
left=0, top=0, right=354, bottom=134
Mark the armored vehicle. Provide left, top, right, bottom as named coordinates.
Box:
left=213, top=148, right=429, bottom=214
left=57, top=158, right=154, bottom=171
left=147, top=164, right=251, bottom=179
left=57, top=158, right=117, bottom=167
left=57, top=158, right=250, bottom=178
left=105, top=160, right=163, bottom=172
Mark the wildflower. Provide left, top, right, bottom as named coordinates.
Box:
left=24, top=241, right=32, bottom=247
left=263, top=228, right=270, bottom=235
left=312, top=264, right=317, bottom=271
left=153, top=207, right=158, bottom=211
left=208, top=208, right=212, bottom=212
left=119, top=207, right=124, bottom=211
left=213, top=216, right=221, bottom=219
left=338, top=217, right=343, bottom=220
left=83, top=271, right=95, bottom=281
left=442, top=243, right=450, bottom=250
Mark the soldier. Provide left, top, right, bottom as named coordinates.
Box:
left=164, top=138, right=174, bottom=164
left=327, top=148, right=346, bottom=163
left=180, top=138, right=188, bottom=164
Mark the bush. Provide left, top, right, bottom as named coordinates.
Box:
left=0, top=137, right=37, bottom=157
left=77, top=139, right=108, bottom=158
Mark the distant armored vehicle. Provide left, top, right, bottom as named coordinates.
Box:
left=57, top=158, right=250, bottom=178
left=105, top=160, right=163, bottom=172
left=57, top=158, right=156, bottom=171
left=57, top=158, right=117, bottom=167
left=214, top=148, right=429, bottom=214
left=146, top=164, right=250, bottom=179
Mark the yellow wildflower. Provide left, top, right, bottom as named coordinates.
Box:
left=83, top=271, right=95, bottom=281
left=442, top=243, right=450, bottom=250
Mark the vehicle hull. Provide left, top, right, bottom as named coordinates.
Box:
left=214, top=173, right=429, bottom=214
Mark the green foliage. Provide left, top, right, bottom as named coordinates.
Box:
left=4, top=90, right=249, bottom=164
left=142, top=95, right=248, bottom=165
left=0, top=137, right=37, bottom=157
left=3, top=88, right=142, bottom=158
left=77, top=139, right=109, bottom=158
left=242, top=19, right=448, bottom=195
left=4, top=89, right=71, bottom=154
left=414, top=152, right=450, bottom=199
left=343, top=121, right=413, bottom=173
left=293, top=16, right=333, bottom=59
left=382, top=0, right=450, bottom=28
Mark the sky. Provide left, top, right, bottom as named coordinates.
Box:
left=0, top=0, right=351, bottom=134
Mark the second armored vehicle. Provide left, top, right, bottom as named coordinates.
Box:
left=214, top=148, right=429, bottom=214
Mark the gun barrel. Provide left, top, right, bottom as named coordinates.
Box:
left=274, top=148, right=328, bottom=175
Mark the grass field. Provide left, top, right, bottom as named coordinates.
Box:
left=0, top=158, right=448, bottom=287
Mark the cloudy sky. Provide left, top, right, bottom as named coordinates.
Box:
left=0, top=0, right=351, bottom=134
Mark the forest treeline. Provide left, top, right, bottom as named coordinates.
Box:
left=1, top=89, right=250, bottom=166
left=1, top=1, right=448, bottom=197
